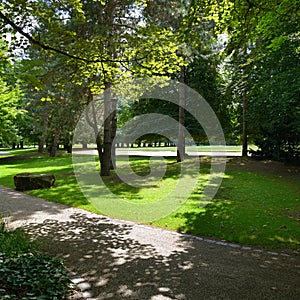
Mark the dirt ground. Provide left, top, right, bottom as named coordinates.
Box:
left=226, top=157, right=300, bottom=182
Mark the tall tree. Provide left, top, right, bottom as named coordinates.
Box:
left=142, top=0, right=219, bottom=161
left=1, top=0, right=186, bottom=174
left=0, top=42, right=26, bottom=147
left=215, top=0, right=300, bottom=159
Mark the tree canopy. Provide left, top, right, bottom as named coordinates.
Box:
left=0, top=0, right=299, bottom=162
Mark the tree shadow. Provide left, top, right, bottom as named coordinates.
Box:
left=174, top=170, right=300, bottom=250
left=24, top=212, right=300, bottom=299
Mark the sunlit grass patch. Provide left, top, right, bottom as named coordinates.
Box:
left=0, top=149, right=299, bottom=250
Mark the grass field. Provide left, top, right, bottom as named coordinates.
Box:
left=0, top=148, right=299, bottom=250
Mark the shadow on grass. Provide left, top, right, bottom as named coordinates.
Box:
left=22, top=212, right=300, bottom=299
left=174, top=171, right=300, bottom=250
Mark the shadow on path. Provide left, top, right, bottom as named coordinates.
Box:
left=1, top=186, right=300, bottom=299
left=26, top=213, right=300, bottom=300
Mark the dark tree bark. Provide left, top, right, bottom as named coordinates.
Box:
left=242, top=92, right=248, bottom=157
left=177, top=66, right=186, bottom=162
left=101, top=86, right=113, bottom=176
left=49, top=134, right=59, bottom=157
left=242, top=47, right=248, bottom=157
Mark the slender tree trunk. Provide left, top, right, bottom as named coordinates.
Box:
left=65, top=139, right=72, bottom=153
left=177, top=66, right=186, bottom=162
left=39, top=102, right=49, bottom=153
left=88, top=92, right=103, bottom=166
left=242, top=92, right=248, bottom=156
left=242, top=47, right=248, bottom=157
left=49, top=134, right=59, bottom=157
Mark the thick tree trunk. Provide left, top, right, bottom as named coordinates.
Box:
left=110, top=95, right=118, bottom=170
left=86, top=85, right=117, bottom=176
left=177, top=66, right=186, bottom=162
left=100, top=84, right=112, bottom=176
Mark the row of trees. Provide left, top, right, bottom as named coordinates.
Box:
left=0, top=0, right=299, bottom=172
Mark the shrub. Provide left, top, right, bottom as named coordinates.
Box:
left=0, top=217, right=74, bottom=299
left=0, top=252, right=73, bottom=300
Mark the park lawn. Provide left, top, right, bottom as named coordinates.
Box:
left=0, top=150, right=97, bottom=212
left=154, top=167, right=300, bottom=250
left=0, top=149, right=299, bottom=250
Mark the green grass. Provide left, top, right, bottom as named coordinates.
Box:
left=154, top=169, right=300, bottom=249
left=0, top=150, right=96, bottom=212
left=0, top=217, right=34, bottom=256
left=0, top=148, right=299, bottom=250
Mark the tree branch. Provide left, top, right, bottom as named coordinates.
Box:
left=0, top=10, right=129, bottom=64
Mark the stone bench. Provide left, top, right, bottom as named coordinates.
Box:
left=14, top=173, right=55, bottom=191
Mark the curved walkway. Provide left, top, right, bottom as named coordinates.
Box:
left=0, top=185, right=299, bottom=300
left=73, top=149, right=242, bottom=157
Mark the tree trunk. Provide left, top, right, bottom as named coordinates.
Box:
left=39, top=102, right=50, bottom=153
left=110, top=95, right=118, bottom=170
left=100, top=84, right=112, bottom=176
left=242, top=92, right=248, bottom=157
left=49, top=134, right=59, bottom=157
left=242, top=47, right=248, bottom=157
left=177, top=66, right=186, bottom=162
left=88, top=93, right=103, bottom=166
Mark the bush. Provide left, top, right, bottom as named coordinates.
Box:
left=0, top=217, right=74, bottom=299
left=0, top=253, right=73, bottom=300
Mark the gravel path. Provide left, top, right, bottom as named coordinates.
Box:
left=0, top=185, right=299, bottom=300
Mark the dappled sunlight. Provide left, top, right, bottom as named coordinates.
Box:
left=0, top=186, right=85, bottom=229
left=71, top=155, right=208, bottom=221
left=1, top=153, right=299, bottom=249
left=21, top=212, right=300, bottom=299
left=270, top=236, right=300, bottom=246
left=157, top=166, right=300, bottom=250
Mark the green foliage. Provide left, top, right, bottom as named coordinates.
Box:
left=0, top=217, right=73, bottom=299
left=247, top=4, right=300, bottom=160
left=219, top=0, right=300, bottom=160
left=0, top=252, right=73, bottom=300
left=0, top=72, right=24, bottom=146
left=1, top=0, right=299, bottom=160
